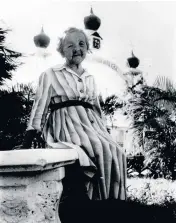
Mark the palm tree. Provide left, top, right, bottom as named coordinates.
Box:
left=125, top=76, right=176, bottom=179
left=99, top=94, right=123, bottom=127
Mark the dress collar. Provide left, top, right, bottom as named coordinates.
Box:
left=52, top=63, right=92, bottom=78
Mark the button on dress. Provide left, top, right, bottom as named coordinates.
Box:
left=27, top=64, right=126, bottom=200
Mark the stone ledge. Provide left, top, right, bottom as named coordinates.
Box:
left=0, top=149, right=78, bottom=172
left=0, top=148, right=79, bottom=222
left=0, top=168, right=65, bottom=186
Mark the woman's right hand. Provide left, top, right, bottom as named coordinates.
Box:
left=14, top=130, right=46, bottom=150
left=30, top=130, right=46, bottom=148
left=22, top=130, right=38, bottom=149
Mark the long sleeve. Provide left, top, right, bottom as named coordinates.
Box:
left=27, top=71, right=52, bottom=132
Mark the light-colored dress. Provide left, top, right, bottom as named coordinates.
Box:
left=27, top=64, right=126, bottom=200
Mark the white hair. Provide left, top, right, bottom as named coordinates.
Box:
left=56, top=27, right=90, bottom=57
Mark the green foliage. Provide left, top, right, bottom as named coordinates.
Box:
left=124, top=76, right=176, bottom=179
left=127, top=153, right=145, bottom=176
left=99, top=94, right=123, bottom=116
left=0, top=84, right=34, bottom=150
left=0, top=28, right=22, bottom=85
left=127, top=178, right=176, bottom=205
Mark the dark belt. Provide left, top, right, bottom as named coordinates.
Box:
left=50, top=100, right=94, bottom=112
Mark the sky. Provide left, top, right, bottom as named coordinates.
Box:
left=1, top=0, right=176, bottom=98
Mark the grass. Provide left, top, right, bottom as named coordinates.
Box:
left=59, top=177, right=176, bottom=223
left=126, top=177, right=176, bottom=222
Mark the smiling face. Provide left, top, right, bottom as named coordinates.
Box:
left=62, top=31, right=88, bottom=65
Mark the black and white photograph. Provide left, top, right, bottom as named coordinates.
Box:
left=0, top=0, right=176, bottom=222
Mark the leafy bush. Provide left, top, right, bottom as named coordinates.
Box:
left=0, top=84, right=34, bottom=150
left=127, top=178, right=176, bottom=205
left=0, top=27, right=21, bottom=85
left=127, top=153, right=145, bottom=177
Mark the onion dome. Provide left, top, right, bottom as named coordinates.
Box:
left=127, top=51, right=140, bottom=68
left=84, top=7, right=101, bottom=31
left=33, top=27, right=50, bottom=48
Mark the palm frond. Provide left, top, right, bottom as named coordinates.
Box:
left=154, top=76, right=176, bottom=91
left=99, top=94, right=123, bottom=116
left=152, top=77, right=176, bottom=112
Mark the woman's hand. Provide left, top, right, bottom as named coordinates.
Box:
left=14, top=130, right=46, bottom=150
left=31, top=130, right=46, bottom=149
left=22, top=130, right=37, bottom=149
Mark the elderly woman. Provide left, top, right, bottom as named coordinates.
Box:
left=24, top=27, right=126, bottom=200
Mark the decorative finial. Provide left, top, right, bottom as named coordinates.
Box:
left=127, top=51, right=140, bottom=68
left=90, top=6, right=93, bottom=14
left=34, top=26, right=50, bottom=48
left=41, top=26, right=44, bottom=33
left=84, top=6, right=101, bottom=31
left=131, top=50, right=135, bottom=57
